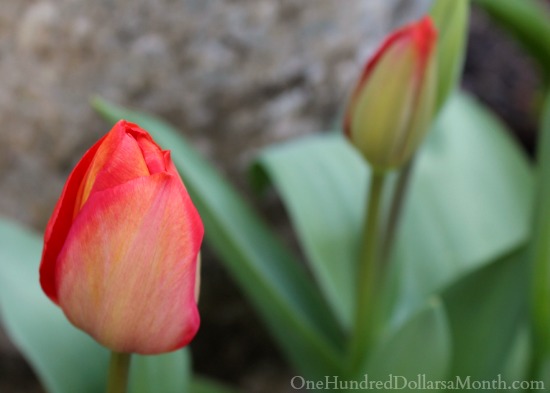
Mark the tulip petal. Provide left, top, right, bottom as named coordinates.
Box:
left=351, top=40, right=417, bottom=167
left=410, top=17, right=438, bottom=82
left=40, top=121, right=152, bottom=303
left=343, top=19, right=418, bottom=138
left=40, top=134, right=106, bottom=303
left=133, top=132, right=166, bottom=174
left=55, top=173, right=203, bottom=354
left=164, top=151, right=204, bottom=251
left=76, top=122, right=150, bottom=208
left=398, top=53, right=438, bottom=162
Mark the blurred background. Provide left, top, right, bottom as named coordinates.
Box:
left=0, top=0, right=545, bottom=392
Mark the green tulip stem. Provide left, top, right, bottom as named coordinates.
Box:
left=106, top=352, right=131, bottom=393
left=348, top=171, right=386, bottom=376
left=382, top=158, right=415, bottom=263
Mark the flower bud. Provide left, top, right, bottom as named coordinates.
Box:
left=344, top=17, right=438, bottom=171
left=39, top=120, right=204, bottom=354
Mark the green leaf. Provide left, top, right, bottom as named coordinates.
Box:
left=391, top=93, right=533, bottom=320
left=92, top=98, right=344, bottom=378
left=443, top=250, right=530, bottom=384
left=365, top=298, right=451, bottom=381
left=0, top=218, right=195, bottom=393
left=253, top=92, right=533, bottom=328
left=430, top=0, right=470, bottom=113
left=0, top=219, right=109, bottom=393
left=129, top=350, right=191, bottom=393
left=190, top=377, right=241, bottom=393
left=253, top=134, right=369, bottom=327
left=474, top=0, right=550, bottom=80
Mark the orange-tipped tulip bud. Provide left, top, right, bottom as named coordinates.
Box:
left=39, top=120, right=204, bottom=354
left=344, top=17, right=438, bottom=171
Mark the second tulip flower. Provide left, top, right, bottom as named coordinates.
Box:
left=344, top=17, right=438, bottom=171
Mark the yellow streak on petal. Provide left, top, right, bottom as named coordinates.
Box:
left=73, top=131, right=150, bottom=217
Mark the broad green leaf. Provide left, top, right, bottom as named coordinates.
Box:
left=92, top=98, right=344, bottom=378
left=253, top=92, right=533, bottom=328
left=130, top=350, right=191, bottom=393
left=190, top=377, right=241, bottom=393
left=392, top=93, right=533, bottom=320
left=253, top=134, right=369, bottom=327
left=0, top=219, right=194, bottom=393
left=0, top=219, right=109, bottom=393
left=443, top=250, right=530, bottom=385
left=474, top=0, right=550, bottom=80
left=365, top=298, right=451, bottom=382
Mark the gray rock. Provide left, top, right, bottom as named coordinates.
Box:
left=0, top=0, right=430, bottom=228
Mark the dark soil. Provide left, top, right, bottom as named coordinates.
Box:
left=463, top=5, right=545, bottom=156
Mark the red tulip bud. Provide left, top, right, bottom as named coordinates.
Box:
left=39, top=120, right=204, bottom=354
left=344, top=17, right=438, bottom=171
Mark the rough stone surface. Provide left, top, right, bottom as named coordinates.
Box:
left=0, top=0, right=428, bottom=229
left=0, top=1, right=429, bottom=391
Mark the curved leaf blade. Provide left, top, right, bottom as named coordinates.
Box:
left=431, top=0, right=470, bottom=113
left=443, top=250, right=530, bottom=386
left=254, top=135, right=368, bottom=327
left=365, top=298, right=451, bottom=382
left=393, top=93, right=533, bottom=319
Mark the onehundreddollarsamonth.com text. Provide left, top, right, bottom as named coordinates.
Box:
left=290, top=374, right=545, bottom=390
